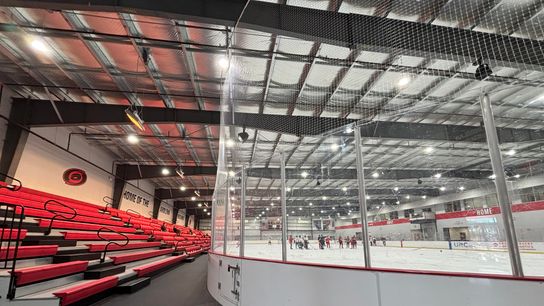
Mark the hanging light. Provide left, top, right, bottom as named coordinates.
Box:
left=238, top=127, right=249, bottom=143
left=125, top=107, right=145, bottom=131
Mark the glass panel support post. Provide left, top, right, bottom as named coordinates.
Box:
left=223, top=178, right=230, bottom=255
left=240, top=165, right=246, bottom=257
left=280, top=151, right=288, bottom=262
left=355, top=128, right=371, bottom=268
left=480, top=93, right=524, bottom=277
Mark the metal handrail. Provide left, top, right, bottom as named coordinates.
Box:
left=125, top=209, right=141, bottom=225
left=101, top=196, right=114, bottom=214
left=0, top=203, right=25, bottom=299
left=43, top=200, right=77, bottom=235
left=0, top=173, right=22, bottom=192
left=97, top=227, right=129, bottom=263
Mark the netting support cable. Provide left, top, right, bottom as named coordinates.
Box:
left=355, top=128, right=371, bottom=268
left=280, top=151, right=288, bottom=262
left=240, top=165, right=246, bottom=258
left=479, top=93, right=524, bottom=277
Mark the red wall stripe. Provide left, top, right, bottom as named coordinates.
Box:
left=435, top=201, right=544, bottom=220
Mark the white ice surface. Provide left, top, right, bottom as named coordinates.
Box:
left=238, top=242, right=544, bottom=277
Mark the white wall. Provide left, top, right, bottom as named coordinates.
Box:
left=119, top=179, right=155, bottom=217
left=14, top=127, right=115, bottom=205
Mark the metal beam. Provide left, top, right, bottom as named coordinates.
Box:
left=11, top=99, right=544, bottom=143
left=155, top=188, right=215, bottom=200
left=247, top=167, right=492, bottom=180
left=12, top=99, right=355, bottom=136
left=2, top=0, right=543, bottom=68
left=116, top=164, right=217, bottom=180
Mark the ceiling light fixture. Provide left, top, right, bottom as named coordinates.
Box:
left=393, top=187, right=399, bottom=192
left=514, top=174, right=521, bottom=178
left=489, top=174, right=496, bottom=180
left=440, top=187, right=446, bottom=191
left=218, top=56, right=229, bottom=69
left=424, top=147, right=434, bottom=154
left=161, top=168, right=170, bottom=175
left=180, top=186, right=186, bottom=191
left=506, top=149, right=516, bottom=156
left=459, top=186, right=465, bottom=191
left=345, top=126, right=354, bottom=134
left=226, top=139, right=235, bottom=148
left=238, top=127, right=249, bottom=143
left=229, top=170, right=236, bottom=177
left=372, top=172, right=379, bottom=178
left=330, top=143, right=339, bottom=151
left=127, top=134, right=139, bottom=144
left=176, top=166, right=184, bottom=179
left=301, top=171, right=309, bottom=178
left=398, top=76, right=411, bottom=87
left=30, top=38, right=49, bottom=53
left=125, top=107, right=145, bottom=131
left=422, top=195, right=427, bottom=199
left=191, top=196, right=196, bottom=201
left=434, top=173, right=442, bottom=179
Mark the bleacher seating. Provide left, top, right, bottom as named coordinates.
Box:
left=0, top=182, right=211, bottom=305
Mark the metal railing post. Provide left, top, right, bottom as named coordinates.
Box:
left=480, top=93, right=524, bottom=277
left=355, top=128, right=371, bottom=268
left=280, top=152, right=288, bottom=262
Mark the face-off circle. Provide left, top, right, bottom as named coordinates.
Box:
left=63, top=168, right=87, bottom=186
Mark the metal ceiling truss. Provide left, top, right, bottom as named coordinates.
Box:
left=4, top=0, right=543, bottom=70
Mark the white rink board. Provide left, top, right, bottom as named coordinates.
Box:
left=209, top=252, right=544, bottom=306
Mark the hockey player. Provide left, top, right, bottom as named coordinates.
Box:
left=325, top=236, right=331, bottom=248
left=338, top=236, right=343, bottom=248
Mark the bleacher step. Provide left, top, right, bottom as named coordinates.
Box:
left=56, top=246, right=90, bottom=255
left=185, top=257, right=196, bottom=262
left=84, top=265, right=126, bottom=279
left=116, top=277, right=150, bottom=293
left=22, top=239, right=77, bottom=247
left=53, top=252, right=101, bottom=263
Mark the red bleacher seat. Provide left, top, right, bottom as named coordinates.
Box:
left=53, top=275, right=118, bottom=306
left=86, top=242, right=162, bottom=252
left=0, top=229, right=27, bottom=240
left=110, top=248, right=173, bottom=265
left=11, top=261, right=89, bottom=286
left=61, top=232, right=149, bottom=241
left=133, top=254, right=188, bottom=277
left=37, top=219, right=136, bottom=233
left=0, top=245, right=58, bottom=260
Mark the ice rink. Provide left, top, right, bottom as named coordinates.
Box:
left=235, top=242, right=544, bottom=276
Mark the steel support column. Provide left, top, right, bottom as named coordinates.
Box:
left=355, top=128, right=371, bottom=268
left=111, top=177, right=126, bottom=210
left=480, top=93, right=523, bottom=277
left=280, top=151, right=288, bottom=262
left=152, top=197, right=161, bottom=219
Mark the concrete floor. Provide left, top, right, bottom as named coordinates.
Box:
left=94, top=255, right=220, bottom=306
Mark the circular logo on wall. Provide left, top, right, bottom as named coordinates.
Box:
left=63, top=168, right=87, bottom=186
